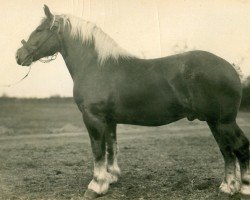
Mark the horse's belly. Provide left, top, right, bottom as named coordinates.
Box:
left=114, top=98, right=185, bottom=126
left=116, top=115, right=185, bottom=126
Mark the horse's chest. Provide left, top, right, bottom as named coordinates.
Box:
left=73, top=81, right=114, bottom=115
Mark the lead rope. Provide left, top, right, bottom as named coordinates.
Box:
left=0, top=50, right=58, bottom=88
left=0, top=49, right=58, bottom=88
left=0, top=66, right=32, bottom=87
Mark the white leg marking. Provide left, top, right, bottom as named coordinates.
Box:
left=235, top=159, right=241, bottom=181
left=108, top=158, right=121, bottom=183
left=109, top=158, right=121, bottom=175
left=220, top=160, right=241, bottom=195
left=240, top=184, right=250, bottom=196
left=240, top=168, right=250, bottom=195
left=107, top=142, right=121, bottom=183
left=219, top=174, right=240, bottom=195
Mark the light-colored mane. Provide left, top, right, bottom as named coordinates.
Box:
left=59, top=14, right=133, bottom=65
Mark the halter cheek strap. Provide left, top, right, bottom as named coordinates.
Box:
left=50, top=15, right=56, bottom=30
left=50, top=15, right=61, bottom=33
left=39, top=15, right=62, bottom=63
left=50, top=15, right=63, bottom=49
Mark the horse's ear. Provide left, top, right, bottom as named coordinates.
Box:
left=44, top=5, right=53, bottom=19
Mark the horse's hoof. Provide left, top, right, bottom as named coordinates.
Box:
left=219, top=179, right=240, bottom=195
left=109, top=173, right=119, bottom=184
left=84, top=189, right=100, bottom=199
left=241, top=185, right=250, bottom=197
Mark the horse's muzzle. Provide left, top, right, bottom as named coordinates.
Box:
left=16, top=47, right=33, bottom=66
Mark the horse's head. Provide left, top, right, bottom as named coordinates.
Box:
left=16, top=5, right=61, bottom=66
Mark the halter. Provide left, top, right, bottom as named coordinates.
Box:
left=21, top=15, right=61, bottom=64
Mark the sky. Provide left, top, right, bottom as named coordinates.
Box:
left=1, top=0, right=250, bottom=97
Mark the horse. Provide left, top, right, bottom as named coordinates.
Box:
left=16, top=5, right=250, bottom=199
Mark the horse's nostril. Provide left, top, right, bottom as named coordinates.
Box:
left=15, top=53, right=19, bottom=61
left=16, top=52, right=21, bottom=65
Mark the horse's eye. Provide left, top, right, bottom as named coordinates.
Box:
left=36, top=29, right=43, bottom=33
left=51, top=26, right=58, bottom=31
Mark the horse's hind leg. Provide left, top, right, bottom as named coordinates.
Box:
left=207, top=121, right=241, bottom=195
left=105, top=123, right=121, bottom=183
left=233, top=123, right=250, bottom=195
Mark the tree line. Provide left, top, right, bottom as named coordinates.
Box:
left=241, top=76, right=250, bottom=110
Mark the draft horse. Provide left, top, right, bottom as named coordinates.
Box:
left=16, top=5, right=250, bottom=199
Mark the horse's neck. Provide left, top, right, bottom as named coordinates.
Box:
left=60, top=33, right=98, bottom=79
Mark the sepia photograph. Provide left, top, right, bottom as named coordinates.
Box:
left=1, top=0, right=250, bottom=199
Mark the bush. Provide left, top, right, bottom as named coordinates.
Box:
left=241, top=76, right=250, bottom=110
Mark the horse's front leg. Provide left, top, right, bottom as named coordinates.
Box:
left=82, top=109, right=115, bottom=199
left=106, top=123, right=121, bottom=184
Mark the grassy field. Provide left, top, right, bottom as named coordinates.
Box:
left=0, top=98, right=250, bottom=200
